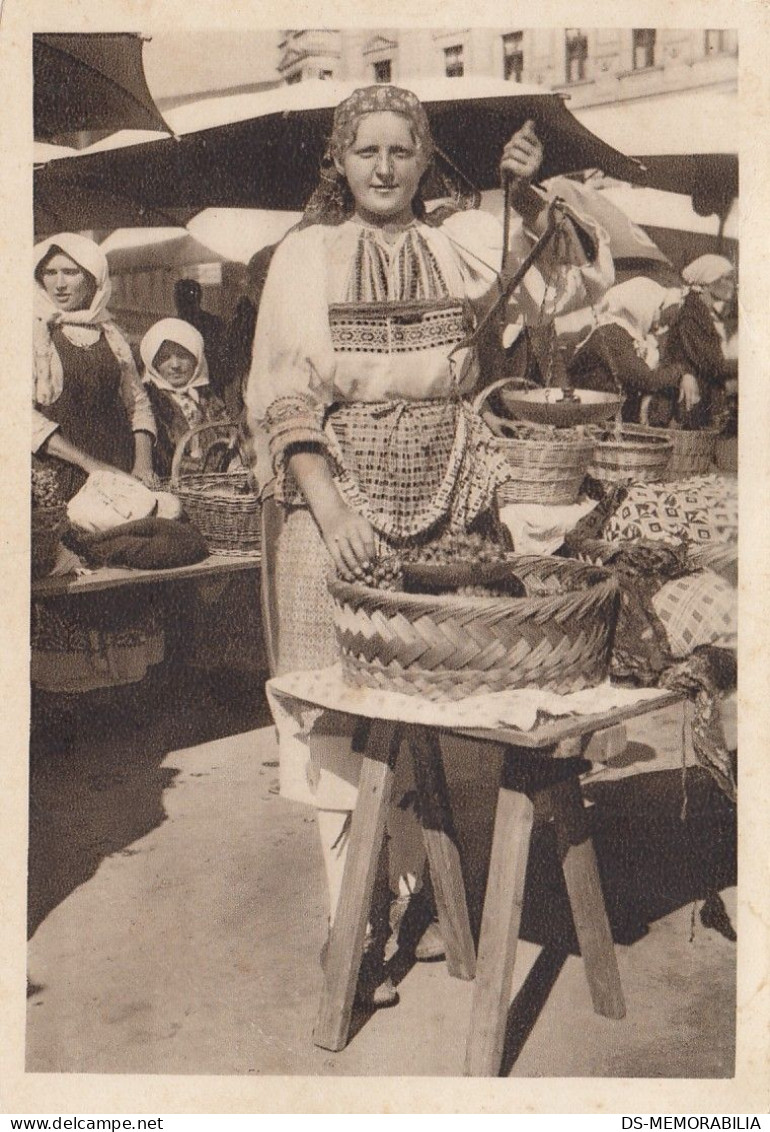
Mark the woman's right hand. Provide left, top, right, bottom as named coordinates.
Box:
left=678, top=373, right=701, bottom=413
left=319, top=504, right=377, bottom=582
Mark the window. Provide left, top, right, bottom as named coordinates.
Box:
left=319, top=69, right=334, bottom=80
left=705, top=29, right=727, bottom=55
left=565, top=28, right=588, bottom=82
left=502, top=32, right=524, bottom=82
left=632, top=29, right=656, bottom=70
left=373, top=58, right=392, bottom=83
left=444, top=44, right=464, bottom=78
left=285, top=70, right=302, bottom=84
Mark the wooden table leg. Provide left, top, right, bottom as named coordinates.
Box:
left=406, top=726, right=476, bottom=981
left=464, top=748, right=535, bottom=1077
left=546, top=771, right=626, bottom=1021
left=313, top=718, right=400, bottom=1052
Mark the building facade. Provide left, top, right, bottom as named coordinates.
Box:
left=276, top=28, right=738, bottom=154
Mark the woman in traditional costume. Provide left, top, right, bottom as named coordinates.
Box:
left=245, top=85, right=613, bottom=1004
left=32, top=233, right=163, bottom=695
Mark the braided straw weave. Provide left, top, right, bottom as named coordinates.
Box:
left=623, top=425, right=719, bottom=477
left=588, top=428, right=672, bottom=484
left=328, top=556, right=619, bottom=701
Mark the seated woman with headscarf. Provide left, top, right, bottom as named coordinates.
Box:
left=662, top=255, right=737, bottom=432
left=564, top=277, right=686, bottom=425
left=32, top=232, right=164, bottom=696
left=139, top=318, right=228, bottom=479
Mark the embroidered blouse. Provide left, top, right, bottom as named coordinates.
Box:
left=245, top=206, right=613, bottom=496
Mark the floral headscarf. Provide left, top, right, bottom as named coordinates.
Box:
left=301, top=84, right=479, bottom=227
left=33, top=232, right=140, bottom=407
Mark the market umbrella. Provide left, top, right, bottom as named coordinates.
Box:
left=33, top=177, right=192, bottom=240
left=34, top=33, right=172, bottom=146
left=33, top=77, right=644, bottom=232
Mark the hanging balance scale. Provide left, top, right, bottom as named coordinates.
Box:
left=459, top=182, right=623, bottom=433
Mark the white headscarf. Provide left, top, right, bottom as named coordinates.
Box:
left=33, top=232, right=139, bottom=406
left=593, top=278, right=683, bottom=367
left=682, top=255, right=735, bottom=289
left=140, top=318, right=209, bottom=399
left=140, top=318, right=211, bottom=443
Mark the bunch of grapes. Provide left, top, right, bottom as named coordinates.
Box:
left=404, top=528, right=510, bottom=566
left=31, top=464, right=62, bottom=512
left=354, top=555, right=404, bottom=591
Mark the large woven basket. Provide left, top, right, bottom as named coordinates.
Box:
left=31, top=504, right=67, bottom=580
left=624, top=425, right=719, bottom=478
left=170, top=422, right=260, bottom=556
left=328, top=556, right=619, bottom=702
left=475, top=380, right=592, bottom=505
left=588, top=428, right=673, bottom=484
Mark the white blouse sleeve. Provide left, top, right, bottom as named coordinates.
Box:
left=437, top=200, right=613, bottom=326
left=244, top=227, right=338, bottom=490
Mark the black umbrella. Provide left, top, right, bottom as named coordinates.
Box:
left=34, top=33, right=171, bottom=145
left=34, top=77, right=643, bottom=232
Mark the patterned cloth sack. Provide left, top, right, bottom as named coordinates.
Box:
left=651, top=569, right=737, bottom=659
left=604, top=475, right=737, bottom=547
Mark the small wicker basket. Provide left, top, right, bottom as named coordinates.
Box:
left=474, top=381, right=592, bottom=506
left=170, top=422, right=260, bottom=557
left=31, top=504, right=67, bottom=580
left=588, top=428, right=673, bottom=484
left=328, top=555, right=619, bottom=702
left=623, top=425, right=719, bottom=478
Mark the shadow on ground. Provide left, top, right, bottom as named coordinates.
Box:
left=28, top=659, right=272, bottom=941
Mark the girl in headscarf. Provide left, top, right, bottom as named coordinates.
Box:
left=245, top=85, right=614, bottom=1004
left=663, top=255, right=737, bottom=431
left=566, top=276, right=687, bottom=425
left=31, top=233, right=164, bottom=695
left=140, top=317, right=228, bottom=478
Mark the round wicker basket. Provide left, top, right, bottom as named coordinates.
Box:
left=495, top=432, right=594, bottom=505
left=623, top=425, right=719, bottom=478
left=474, top=380, right=593, bottom=506
left=328, top=556, right=619, bottom=702
left=588, top=428, right=673, bottom=484
left=170, top=422, right=260, bottom=556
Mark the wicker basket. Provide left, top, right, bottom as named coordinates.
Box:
left=170, top=422, right=260, bottom=557
left=624, top=425, right=719, bottom=478
left=31, top=504, right=67, bottom=580
left=474, top=380, right=592, bottom=506
left=588, top=428, right=673, bottom=484
left=328, top=555, right=619, bottom=702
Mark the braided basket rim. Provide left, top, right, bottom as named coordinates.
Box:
left=328, top=555, right=618, bottom=619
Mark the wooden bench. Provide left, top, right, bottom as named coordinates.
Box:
left=311, top=691, right=683, bottom=1076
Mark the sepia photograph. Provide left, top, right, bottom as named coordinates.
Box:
left=2, top=0, right=768, bottom=1116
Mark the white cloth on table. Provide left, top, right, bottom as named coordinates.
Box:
left=266, top=664, right=670, bottom=807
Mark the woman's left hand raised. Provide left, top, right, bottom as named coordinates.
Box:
left=500, top=120, right=544, bottom=183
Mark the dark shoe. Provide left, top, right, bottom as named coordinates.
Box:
left=320, top=933, right=399, bottom=1009
left=390, top=891, right=446, bottom=963
left=700, top=892, right=737, bottom=942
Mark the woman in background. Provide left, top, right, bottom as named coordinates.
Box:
left=32, top=232, right=163, bottom=696
left=140, top=317, right=228, bottom=479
